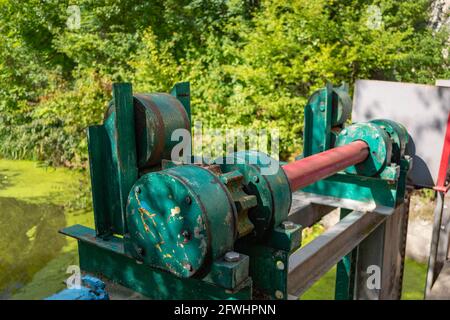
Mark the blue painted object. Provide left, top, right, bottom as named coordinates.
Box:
left=46, top=275, right=109, bottom=300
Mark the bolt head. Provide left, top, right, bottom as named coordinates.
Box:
left=185, top=196, right=192, bottom=205
left=224, top=251, right=240, bottom=262
left=281, top=221, right=295, bottom=230
left=276, top=260, right=285, bottom=270
left=275, top=290, right=284, bottom=299
left=252, top=176, right=260, bottom=183
left=134, top=186, right=141, bottom=194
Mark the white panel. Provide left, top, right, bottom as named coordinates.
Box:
left=353, top=80, right=450, bottom=188
left=436, top=80, right=450, bottom=87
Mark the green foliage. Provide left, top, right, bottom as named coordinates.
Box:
left=0, top=0, right=448, bottom=165
left=416, top=188, right=437, bottom=201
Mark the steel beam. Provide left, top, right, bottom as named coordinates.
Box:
left=287, top=210, right=386, bottom=297
left=352, top=201, right=409, bottom=300
left=288, top=191, right=395, bottom=230
left=288, top=192, right=336, bottom=228
left=426, top=192, right=450, bottom=298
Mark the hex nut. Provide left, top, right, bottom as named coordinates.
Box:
left=224, top=251, right=240, bottom=262
left=275, top=290, right=284, bottom=299
left=276, top=261, right=285, bottom=270
left=281, top=221, right=295, bottom=230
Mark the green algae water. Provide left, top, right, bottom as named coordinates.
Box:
left=0, top=159, right=94, bottom=299
left=0, top=159, right=428, bottom=300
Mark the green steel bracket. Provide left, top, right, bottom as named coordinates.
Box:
left=303, top=83, right=333, bottom=157
left=113, top=83, right=138, bottom=234
left=235, top=242, right=289, bottom=300
left=87, top=83, right=138, bottom=237
left=232, top=222, right=301, bottom=299
left=61, top=225, right=252, bottom=300
left=396, top=157, right=412, bottom=203
left=87, top=125, right=114, bottom=238
left=335, top=208, right=357, bottom=300
left=170, top=82, right=191, bottom=122
left=203, top=255, right=250, bottom=290
left=302, top=173, right=399, bottom=208
left=303, top=83, right=352, bottom=157
left=268, top=224, right=302, bottom=253
left=302, top=84, right=412, bottom=210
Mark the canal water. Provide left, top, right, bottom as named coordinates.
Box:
left=0, top=197, right=64, bottom=298
left=0, top=159, right=93, bottom=299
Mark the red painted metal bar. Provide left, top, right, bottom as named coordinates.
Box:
left=434, top=112, right=450, bottom=193
left=282, top=140, right=369, bottom=192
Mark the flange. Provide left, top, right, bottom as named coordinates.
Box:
left=336, top=122, right=392, bottom=176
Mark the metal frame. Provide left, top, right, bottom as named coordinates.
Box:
left=425, top=111, right=450, bottom=299
left=61, top=225, right=253, bottom=300
left=425, top=192, right=450, bottom=299
left=287, top=191, right=410, bottom=300
left=61, top=81, right=412, bottom=300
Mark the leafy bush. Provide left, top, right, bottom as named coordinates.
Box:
left=0, top=0, right=448, bottom=165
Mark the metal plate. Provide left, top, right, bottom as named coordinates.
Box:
left=352, top=80, right=450, bottom=188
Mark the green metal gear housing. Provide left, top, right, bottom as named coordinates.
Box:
left=370, top=119, right=409, bottom=163
left=335, top=122, right=392, bottom=176
left=105, top=92, right=190, bottom=170
left=126, top=165, right=236, bottom=278
left=335, top=119, right=409, bottom=177
left=216, top=151, right=292, bottom=240
left=126, top=149, right=294, bottom=281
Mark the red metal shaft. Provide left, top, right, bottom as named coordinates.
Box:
left=282, top=140, right=369, bottom=192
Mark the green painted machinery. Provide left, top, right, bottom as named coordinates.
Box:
left=62, top=81, right=412, bottom=300
left=297, top=83, right=411, bottom=300
left=63, top=82, right=301, bottom=299
left=302, top=83, right=411, bottom=208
